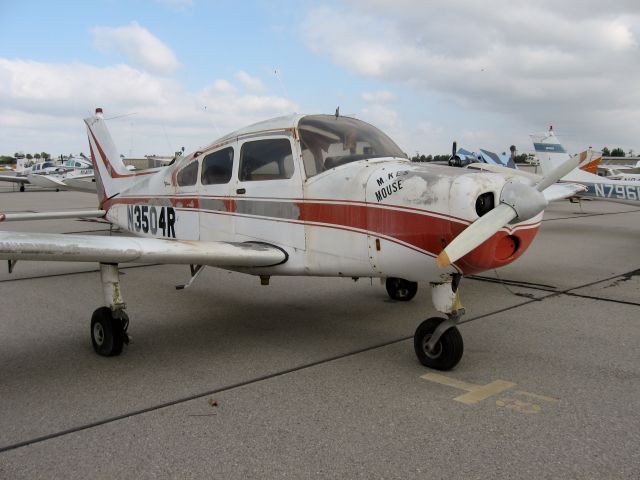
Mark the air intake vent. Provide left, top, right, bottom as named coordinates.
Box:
left=475, top=192, right=495, bottom=217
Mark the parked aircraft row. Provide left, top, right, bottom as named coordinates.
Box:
left=0, top=156, right=96, bottom=192
left=0, top=108, right=584, bottom=371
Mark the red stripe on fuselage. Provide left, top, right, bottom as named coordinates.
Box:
left=104, top=195, right=539, bottom=274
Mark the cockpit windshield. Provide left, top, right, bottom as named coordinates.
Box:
left=298, top=115, right=407, bottom=178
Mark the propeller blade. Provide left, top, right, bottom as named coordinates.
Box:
left=436, top=203, right=517, bottom=268
left=452, top=141, right=457, bottom=158
left=535, top=153, right=581, bottom=192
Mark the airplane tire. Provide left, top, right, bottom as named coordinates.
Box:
left=414, top=317, right=463, bottom=370
left=91, top=307, right=126, bottom=356
left=19, top=185, right=25, bottom=192
left=385, top=277, right=418, bottom=301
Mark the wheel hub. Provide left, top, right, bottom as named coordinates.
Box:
left=93, top=323, right=105, bottom=346
left=422, top=335, right=442, bottom=359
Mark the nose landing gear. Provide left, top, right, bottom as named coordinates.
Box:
left=414, top=274, right=465, bottom=370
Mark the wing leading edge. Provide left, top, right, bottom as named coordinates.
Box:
left=0, top=231, right=287, bottom=267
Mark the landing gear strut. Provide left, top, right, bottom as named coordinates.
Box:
left=414, top=274, right=465, bottom=370
left=91, top=263, right=130, bottom=356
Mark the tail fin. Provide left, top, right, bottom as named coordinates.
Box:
left=530, top=127, right=571, bottom=176
left=577, top=150, right=602, bottom=175
left=84, top=108, right=135, bottom=206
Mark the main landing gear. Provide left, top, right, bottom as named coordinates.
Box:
left=413, top=274, right=465, bottom=370
left=90, top=263, right=130, bottom=356
left=385, top=277, right=418, bottom=301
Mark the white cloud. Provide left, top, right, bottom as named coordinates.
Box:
left=0, top=59, right=298, bottom=156
left=303, top=1, right=640, bottom=152
left=235, top=71, right=266, bottom=92
left=91, top=22, right=180, bottom=75
left=362, top=90, right=395, bottom=103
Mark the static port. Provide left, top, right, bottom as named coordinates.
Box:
left=495, top=235, right=519, bottom=260
left=475, top=192, right=495, bottom=217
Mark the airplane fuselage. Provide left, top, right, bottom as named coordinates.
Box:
left=99, top=125, right=540, bottom=282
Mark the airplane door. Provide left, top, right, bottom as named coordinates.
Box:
left=233, top=135, right=305, bottom=250
left=172, top=157, right=200, bottom=240
left=198, top=145, right=236, bottom=242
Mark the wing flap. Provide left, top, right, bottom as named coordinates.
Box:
left=0, top=232, right=287, bottom=267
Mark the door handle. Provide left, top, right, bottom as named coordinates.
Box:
left=236, top=188, right=246, bottom=194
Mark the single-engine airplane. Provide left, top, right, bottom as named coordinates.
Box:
left=0, top=109, right=580, bottom=370
left=0, top=156, right=96, bottom=192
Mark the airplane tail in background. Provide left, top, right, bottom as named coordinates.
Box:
left=577, top=150, right=602, bottom=175
left=84, top=108, right=136, bottom=206
left=531, top=128, right=600, bottom=182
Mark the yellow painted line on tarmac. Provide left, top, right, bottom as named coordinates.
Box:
left=454, top=380, right=516, bottom=405
left=514, top=390, right=559, bottom=403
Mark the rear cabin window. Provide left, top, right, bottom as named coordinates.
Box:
left=202, top=147, right=234, bottom=185
left=177, top=160, right=198, bottom=186
left=239, top=139, right=294, bottom=181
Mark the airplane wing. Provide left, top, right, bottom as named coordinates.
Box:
left=543, top=182, right=587, bottom=202
left=0, top=174, right=29, bottom=184
left=0, top=231, right=287, bottom=267
left=466, top=163, right=541, bottom=182
left=0, top=210, right=106, bottom=222
left=466, top=163, right=586, bottom=201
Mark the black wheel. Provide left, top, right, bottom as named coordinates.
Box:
left=385, top=277, right=418, bottom=301
left=19, top=184, right=25, bottom=192
left=414, top=317, right=464, bottom=370
left=91, top=307, right=128, bottom=356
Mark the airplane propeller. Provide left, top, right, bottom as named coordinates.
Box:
left=436, top=153, right=580, bottom=268
left=448, top=141, right=460, bottom=166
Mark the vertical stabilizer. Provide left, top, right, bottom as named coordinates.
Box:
left=84, top=108, right=135, bottom=205
left=530, top=127, right=570, bottom=176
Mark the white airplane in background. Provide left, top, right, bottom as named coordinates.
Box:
left=532, top=128, right=640, bottom=205
left=0, top=108, right=580, bottom=370
left=0, top=156, right=96, bottom=192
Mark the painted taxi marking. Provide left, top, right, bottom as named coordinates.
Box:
left=421, top=372, right=558, bottom=414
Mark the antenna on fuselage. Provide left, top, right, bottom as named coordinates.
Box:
left=274, top=68, right=293, bottom=111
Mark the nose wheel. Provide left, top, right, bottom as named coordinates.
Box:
left=414, top=317, right=463, bottom=370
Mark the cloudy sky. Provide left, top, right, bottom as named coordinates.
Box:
left=1, top=0, right=638, bottom=158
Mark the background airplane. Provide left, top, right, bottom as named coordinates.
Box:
left=0, top=109, right=579, bottom=370
left=0, top=156, right=96, bottom=192
left=532, top=128, right=640, bottom=205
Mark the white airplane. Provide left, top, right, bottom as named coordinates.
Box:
left=0, top=108, right=580, bottom=370
left=0, top=157, right=96, bottom=192
left=532, top=128, right=640, bottom=205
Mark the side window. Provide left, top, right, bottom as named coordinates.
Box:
left=177, top=160, right=198, bottom=187
left=202, top=147, right=234, bottom=185
left=239, top=138, right=294, bottom=181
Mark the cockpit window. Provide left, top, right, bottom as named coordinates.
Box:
left=298, top=115, right=407, bottom=178
left=177, top=160, right=199, bottom=186
left=239, top=138, right=294, bottom=181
